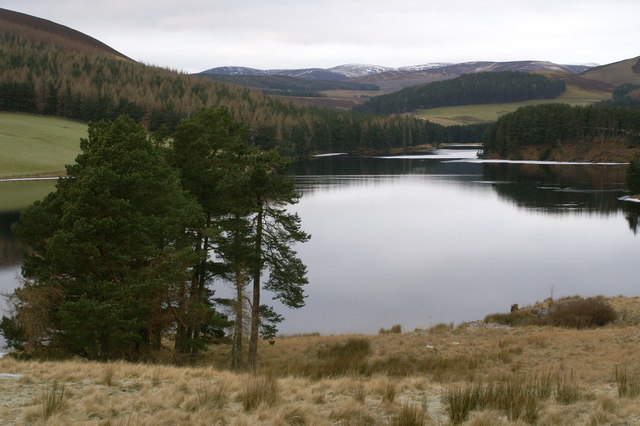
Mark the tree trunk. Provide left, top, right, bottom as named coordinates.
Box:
left=248, top=202, right=263, bottom=370
left=231, top=268, right=245, bottom=370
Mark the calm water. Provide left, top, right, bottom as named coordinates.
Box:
left=1, top=149, right=639, bottom=342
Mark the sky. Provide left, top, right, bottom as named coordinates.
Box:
left=3, top=0, right=640, bottom=73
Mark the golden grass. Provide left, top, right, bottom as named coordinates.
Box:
left=2, top=297, right=640, bottom=423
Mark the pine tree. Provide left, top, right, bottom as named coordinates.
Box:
left=2, top=116, right=203, bottom=360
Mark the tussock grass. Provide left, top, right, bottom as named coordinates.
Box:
left=238, top=374, right=279, bottom=411
left=445, top=373, right=553, bottom=424
left=3, top=296, right=640, bottom=423
left=615, top=365, right=640, bottom=397
left=41, top=380, right=67, bottom=420
left=391, top=403, right=428, bottom=426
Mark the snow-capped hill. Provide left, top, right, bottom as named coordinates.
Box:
left=201, top=66, right=268, bottom=76
left=398, top=63, right=452, bottom=72
left=327, top=64, right=396, bottom=78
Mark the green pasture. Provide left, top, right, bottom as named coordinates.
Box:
left=0, top=179, right=57, bottom=212
left=0, top=113, right=86, bottom=177
left=414, top=86, right=612, bottom=126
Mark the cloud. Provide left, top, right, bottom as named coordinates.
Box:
left=3, top=0, right=639, bottom=71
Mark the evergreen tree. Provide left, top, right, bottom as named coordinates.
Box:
left=627, top=157, right=640, bottom=195
left=2, top=116, right=203, bottom=360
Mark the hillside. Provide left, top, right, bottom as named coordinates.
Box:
left=482, top=103, right=640, bottom=161
left=355, top=71, right=566, bottom=114
left=414, top=78, right=612, bottom=126
left=195, top=73, right=379, bottom=96
left=0, top=9, right=477, bottom=158
left=581, top=55, right=640, bottom=87
left=350, top=60, right=593, bottom=91
left=0, top=8, right=130, bottom=60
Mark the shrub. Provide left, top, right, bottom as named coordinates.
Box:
left=548, top=298, right=617, bottom=329
left=379, top=324, right=402, bottom=334
left=484, top=310, right=533, bottom=326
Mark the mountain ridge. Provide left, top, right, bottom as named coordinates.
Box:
left=201, top=61, right=595, bottom=89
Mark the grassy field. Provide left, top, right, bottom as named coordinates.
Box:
left=2, top=296, right=640, bottom=424
left=0, top=113, right=86, bottom=178
left=0, top=180, right=57, bottom=212
left=414, top=85, right=612, bottom=126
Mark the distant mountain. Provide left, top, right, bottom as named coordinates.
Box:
left=350, top=61, right=595, bottom=91
left=203, top=61, right=595, bottom=91
left=0, top=8, right=131, bottom=61
left=580, top=56, right=640, bottom=86
left=200, top=64, right=393, bottom=81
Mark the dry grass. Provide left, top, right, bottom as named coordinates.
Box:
left=2, top=297, right=640, bottom=423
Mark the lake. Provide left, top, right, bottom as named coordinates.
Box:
left=1, top=149, right=639, bottom=343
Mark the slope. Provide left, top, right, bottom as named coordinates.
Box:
left=581, top=56, right=640, bottom=87
left=0, top=8, right=131, bottom=60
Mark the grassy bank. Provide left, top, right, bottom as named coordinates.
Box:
left=1, top=296, right=640, bottom=424
left=0, top=179, right=57, bottom=212
left=0, top=113, right=86, bottom=178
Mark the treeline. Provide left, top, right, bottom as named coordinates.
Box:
left=355, top=71, right=566, bottom=114
left=597, top=83, right=640, bottom=107
left=0, top=29, right=484, bottom=155
left=483, top=103, right=640, bottom=157
left=197, top=73, right=380, bottom=97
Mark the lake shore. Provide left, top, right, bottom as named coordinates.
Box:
left=482, top=139, right=640, bottom=164
left=1, top=295, right=640, bottom=424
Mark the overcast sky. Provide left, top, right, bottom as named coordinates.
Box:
left=4, top=0, right=640, bottom=73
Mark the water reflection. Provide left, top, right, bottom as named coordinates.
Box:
left=0, top=211, right=22, bottom=270
left=0, top=151, right=638, bottom=337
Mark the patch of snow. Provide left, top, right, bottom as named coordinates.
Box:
left=328, top=64, right=396, bottom=78
left=314, top=153, right=348, bottom=158
left=375, top=149, right=480, bottom=160
left=0, top=373, right=23, bottom=379
left=619, top=196, right=640, bottom=203
left=0, top=177, right=59, bottom=183
left=446, top=159, right=628, bottom=166
left=398, top=63, right=453, bottom=72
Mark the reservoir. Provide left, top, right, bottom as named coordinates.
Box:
left=1, top=148, right=639, bottom=342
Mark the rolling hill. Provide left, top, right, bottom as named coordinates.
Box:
left=0, top=8, right=482, bottom=163
left=355, top=71, right=567, bottom=114
left=0, top=8, right=131, bottom=60
left=348, top=61, right=593, bottom=91
left=581, top=56, right=640, bottom=87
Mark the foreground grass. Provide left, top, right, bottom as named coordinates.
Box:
left=0, top=113, right=86, bottom=177
left=2, top=296, right=640, bottom=424
left=414, top=85, right=611, bottom=126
